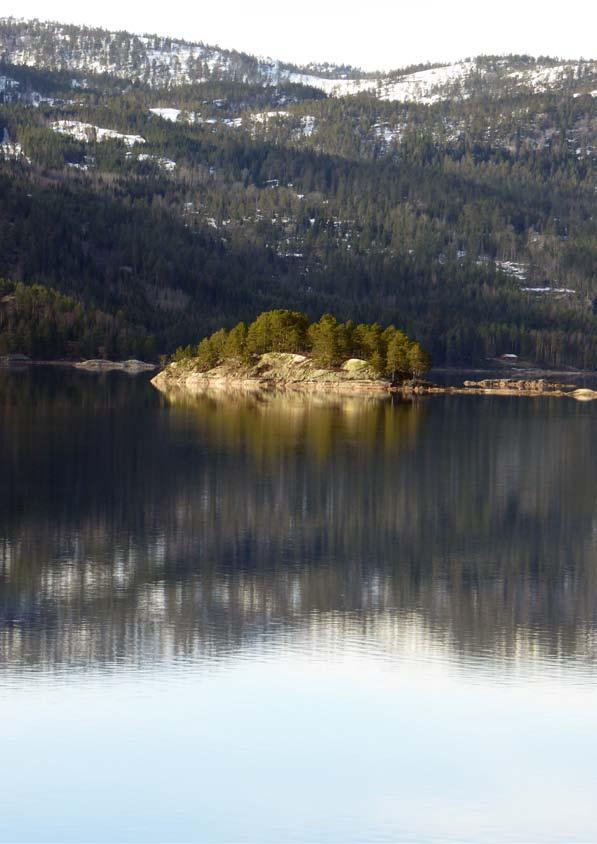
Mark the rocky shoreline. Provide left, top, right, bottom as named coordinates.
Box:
left=410, top=381, right=597, bottom=400
left=73, top=359, right=157, bottom=372
left=0, top=355, right=157, bottom=372
left=151, top=355, right=597, bottom=401
left=151, top=353, right=389, bottom=396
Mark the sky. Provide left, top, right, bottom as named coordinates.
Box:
left=2, top=0, right=596, bottom=71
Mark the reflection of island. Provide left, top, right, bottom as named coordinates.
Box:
left=1, top=369, right=596, bottom=673
left=160, top=388, right=423, bottom=463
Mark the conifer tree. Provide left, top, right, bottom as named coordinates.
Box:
left=195, top=337, right=218, bottom=370
left=308, top=314, right=341, bottom=367
left=385, top=329, right=411, bottom=381
left=223, top=321, right=248, bottom=362
left=407, top=342, right=432, bottom=378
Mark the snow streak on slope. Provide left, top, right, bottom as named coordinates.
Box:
left=286, top=73, right=376, bottom=96
left=291, top=61, right=597, bottom=103
left=52, top=121, right=145, bottom=146
left=508, top=63, right=589, bottom=90
left=149, top=106, right=318, bottom=138
left=380, top=63, right=475, bottom=103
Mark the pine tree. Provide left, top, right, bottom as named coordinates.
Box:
left=407, top=342, right=432, bottom=378
left=195, top=336, right=218, bottom=370
left=308, top=314, right=341, bottom=367
left=223, top=321, right=248, bottom=362
left=385, top=329, right=411, bottom=382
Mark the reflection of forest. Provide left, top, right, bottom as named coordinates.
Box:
left=1, top=370, right=597, bottom=671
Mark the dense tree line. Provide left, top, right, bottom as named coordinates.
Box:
left=0, top=279, right=153, bottom=359
left=175, top=309, right=431, bottom=380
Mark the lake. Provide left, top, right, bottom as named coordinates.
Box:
left=1, top=368, right=596, bottom=842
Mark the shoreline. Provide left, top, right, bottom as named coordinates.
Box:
left=430, top=366, right=597, bottom=379
left=2, top=356, right=596, bottom=379
left=3, top=356, right=596, bottom=400
left=151, top=355, right=597, bottom=401
left=153, top=379, right=597, bottom=401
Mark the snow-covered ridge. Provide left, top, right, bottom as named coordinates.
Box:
left=288, top=61, right=475, bottom=103
left=1, top=19, right=596, bottom=104
left=290, top=60, right=597, bottom=104
left=0, top=18, right=287, bottom=89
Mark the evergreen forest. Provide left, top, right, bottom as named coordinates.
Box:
left=1, top=20, right=595, bottom=367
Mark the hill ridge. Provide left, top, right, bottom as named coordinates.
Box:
left=1, top=17, right=595, bottom=102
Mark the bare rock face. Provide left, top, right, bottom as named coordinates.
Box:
left=151, top=353, right=390, bottom=397
left=75, top=359, right=157, bottom=372
left=342, top=358, right=374, bottom=374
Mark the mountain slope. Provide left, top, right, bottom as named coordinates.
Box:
left=0, top=18, right=366, bottom=90
left=1, top=18, right=596, bottom=102
left=0, top=20, right=595, bottom=366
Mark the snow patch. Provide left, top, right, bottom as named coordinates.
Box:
left=286, top=73, right=375, bottom=96
left=299, top=115, right=317, bottom=137
left=52, top=121, right=145, bottom=147
left=250, top=110, right=291, bottom=123
left=149, top=107, right=182, bottom=122
left=522, top=287, right=576, bottom=294
left=372, top=123, right=404, bottom=144
left=0, top=127, right=29, bottom=162
left=495, top=260, right=528, bottom=281
left=137, top=153, right=176, bottom=171
left=508, top=63, right=588, bottom=91
left=380, top=62, right=475, bottom=104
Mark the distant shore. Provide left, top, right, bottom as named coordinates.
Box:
left=0, top=356, right=157, bottom=372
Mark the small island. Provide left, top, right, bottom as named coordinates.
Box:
left=152, top=310, right=431, bottom=396
left=152, top=309, right=597, bottom=401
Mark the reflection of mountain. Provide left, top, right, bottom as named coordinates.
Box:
left=1, top=369, right=596, bottom=672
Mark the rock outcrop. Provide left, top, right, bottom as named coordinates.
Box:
left=75, top=359, right=157, bottom=372
left=462, top=378, right=574, bottom=393
left=417, top=380, right=597, bottom=400
left=151, top=353, right=390, bottom=396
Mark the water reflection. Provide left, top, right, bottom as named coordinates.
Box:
left=1, top=369, right=596, bottom=677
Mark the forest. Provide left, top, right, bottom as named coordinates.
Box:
left=0, top=50, right=595, bottom=367
left=0, top=279, right=153, bottom=359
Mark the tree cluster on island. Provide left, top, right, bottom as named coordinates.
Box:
left=174, top=309, right=432, bottom=381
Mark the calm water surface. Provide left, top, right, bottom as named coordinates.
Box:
left=1, top=368, right=596, bottom=842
